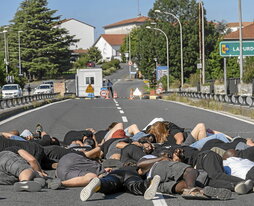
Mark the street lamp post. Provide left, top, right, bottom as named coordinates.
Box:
left=155, top=10, right=184, bottom=88
left=238, top=0, right=243, bottom=83
left=146, top=26, right=169, bottom=91
left=18, top=31, right=23, bottom=76
left=2, top=27, right=9, bottom=76
left=200, top=0, right=205, bottom=84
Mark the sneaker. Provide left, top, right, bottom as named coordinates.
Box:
left=14, top=181, right=41, bottom=192
left=46, top=178, right=62, bottom=190
left=80, top=177, right=101, bottom=202
left=36, top=124, right=43, bottom=137
left=203, top=186, right=232, bottom=200
left=144, top=175, right=161, bottom=200
left=33, top=178, right=46, bottom=188
left=235, top=179, right=253, bottom=194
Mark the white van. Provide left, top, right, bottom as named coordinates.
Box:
left=1, top=84, right=23, bottom=98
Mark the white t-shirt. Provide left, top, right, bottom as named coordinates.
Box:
left=223, top=157, right=254, bottom=179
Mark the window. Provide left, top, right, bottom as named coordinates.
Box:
left=86, top=77, right=94, bottom=84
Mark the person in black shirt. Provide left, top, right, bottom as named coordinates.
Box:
left=165, top=145, right=253, bottom=194
left=148, top=121, right=219, bottom=146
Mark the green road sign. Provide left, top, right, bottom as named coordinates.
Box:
left=220, top=41, right=254, bottom=57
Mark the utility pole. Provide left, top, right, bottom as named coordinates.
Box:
left=238, top=0, right=243, bottom=83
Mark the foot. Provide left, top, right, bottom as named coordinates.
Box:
left=144, top=175, right=161, bottom=200
left=46, top=178, right=62, bottom=190
left=33, top=177, right=46, bottom=188
left=36, top=124, right=43, bottom=137
left=80, top=177, right=101, bottom=202
left=202, top=186, right=232, bottom=200
left=235, top=179, right=253, bottom=194
left=14, top=181, right=41, bottom=192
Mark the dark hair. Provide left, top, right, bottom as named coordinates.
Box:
left=50, top=137, right=60, bottom=146
left=83, top=138, right=95, bottom=149
left=107, top=122, right=118, bottom=130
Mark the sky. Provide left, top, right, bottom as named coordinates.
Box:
left=0, top=0, right=254, bottom=39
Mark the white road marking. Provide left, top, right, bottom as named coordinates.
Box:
left=116, top=104, right=119, bottom=106
left=152, top=193, right=168, bottom=206
left=0, top=99, right=70, bottom=125
left=119, top=110, right=124, bottom=114
left=113, top=99, right=118, bottom=104
left=161, top=99, right=254, bottom=126
left=122, top=116, right=128, bottom=122
left=117, top=107, right=121, bottom=110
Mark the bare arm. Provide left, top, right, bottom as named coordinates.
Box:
left=18, top=149, right=47, bottom=176
left=174, top=132, right=184, bottom=145
left=84, top=147, right=102, bottom=159
left=137, top=156, right=168, bottom=175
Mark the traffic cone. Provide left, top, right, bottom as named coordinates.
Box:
left=129, top=89, right=134, bottom=100
left=113, top=90, right=118, bottom=99
left=105, top=90, right=110, bottom=99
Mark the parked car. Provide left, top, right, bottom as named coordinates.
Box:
left=42, top=80, right=54, bottom=88
left=87, top=62, right=95, bottom=67
left=33, top=84, right=54, bottom=94
left=1, top=84, right=23, bottom=99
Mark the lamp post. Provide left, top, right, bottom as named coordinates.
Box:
left=155, top=10, right=184, bottom=88
left=126, top=28, right=132, bottom=79
left=146, top=26, right=169, bottom=91
left=18, top=31, right=23, bottom=76
left=238, top=0, right=243, bottom=83
left=199, top=0, right=205, bottom=84
left=2, top=27, right=9, bottom=76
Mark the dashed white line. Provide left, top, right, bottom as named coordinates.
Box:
left=122, top=116, right=128, bottom=122
left=116, top=104, right=119, bottom=106
left=117, top=107, right=121, bottom=110
left=119, top=110, right=124, bottom=114
left=113, top=99, right=118, bottom=104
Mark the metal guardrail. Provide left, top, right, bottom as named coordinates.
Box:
left=176, top=91, right=254, bottom=107
left=0, top=93, right=59, bottom=110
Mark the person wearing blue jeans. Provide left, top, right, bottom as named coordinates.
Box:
left=190, top=133, right=230, bottom=150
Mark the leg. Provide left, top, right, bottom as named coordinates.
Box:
left=191, top=123, right=207, bottom=141
left=126, top=124, right=140, bottom=136
left=62, top=172, right=97, bottom=187
left=19, top=168, right=36, bottom=181
left=104, top=123, right=124, bottom=141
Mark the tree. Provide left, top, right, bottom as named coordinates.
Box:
left=87, top=47, right=102, bottom=63
left=7, top=0, right=77, bottom=80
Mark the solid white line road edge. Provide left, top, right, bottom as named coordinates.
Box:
left=0, top=99, right=70, bottom=126
left=161, top=99, right=254, bottom=126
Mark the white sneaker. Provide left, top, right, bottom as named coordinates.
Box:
left=235, top=179, right=253, bottom=194
left=144, top=175, right=161, bottom=200
left=80, top=178, right=101, bottom=201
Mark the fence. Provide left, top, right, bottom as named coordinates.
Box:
left=0, top=93, right=59, bottom=110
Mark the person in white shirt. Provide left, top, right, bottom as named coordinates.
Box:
left=223, top=149, right=254, bottom=181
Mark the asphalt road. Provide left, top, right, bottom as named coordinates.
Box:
left=1, top=65, right=254, bottom=205
left=1, top=77, right=254, bottom=205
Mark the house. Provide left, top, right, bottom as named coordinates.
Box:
left=224, top=22, right=254, bottom=40
left=226, top=22, right=253, bottom=33
left=94, top=16, right=149, bottom=61
left=94, top=34, right=126, bottom=61
left=58, top=18, right=95, bottom=50
left=104, top=16, right=150, bottom=35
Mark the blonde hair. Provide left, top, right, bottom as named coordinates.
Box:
left=148, top=121, right=168, bottom=143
